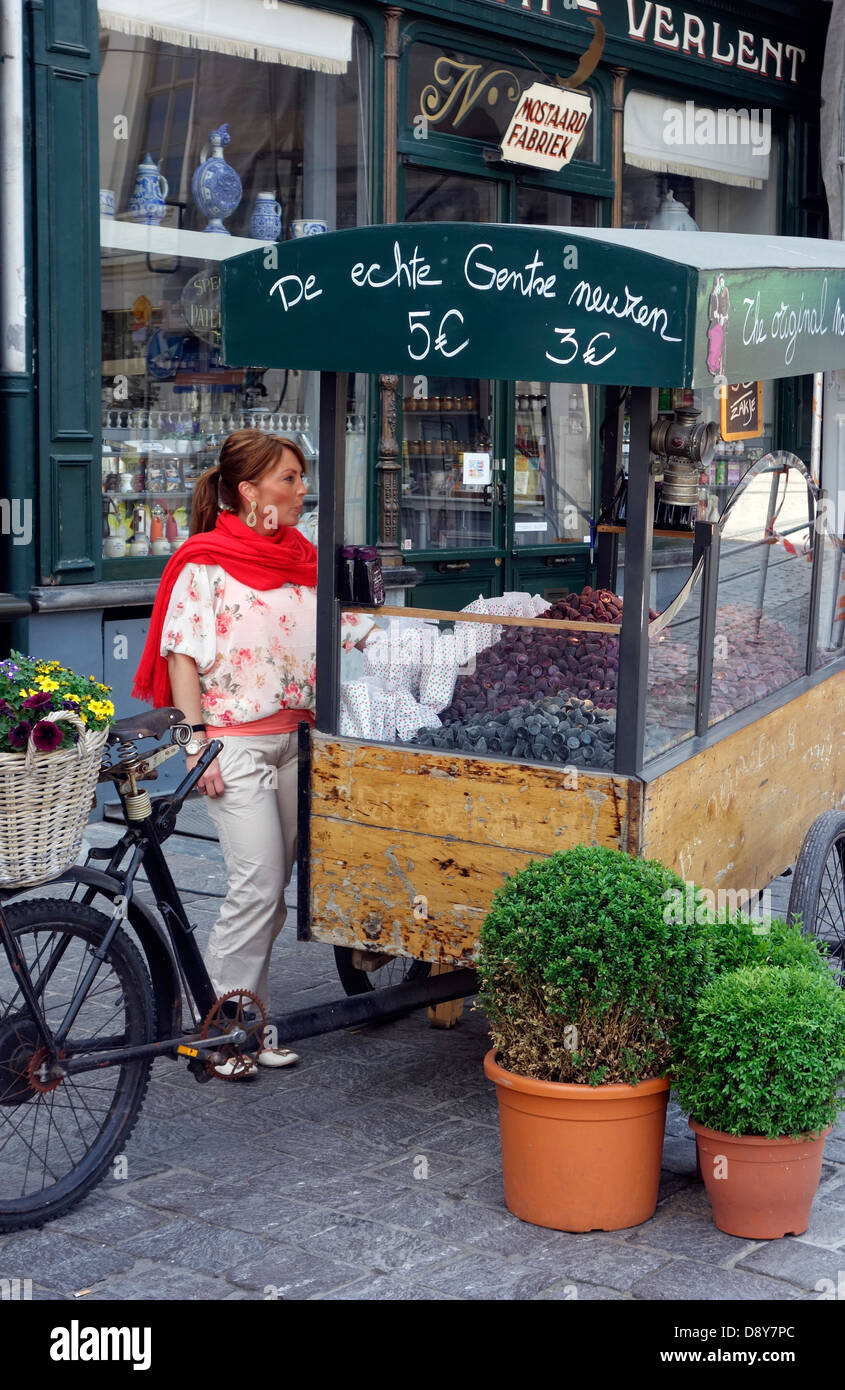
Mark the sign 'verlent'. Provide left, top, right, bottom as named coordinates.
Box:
left=500, top=83, right=592, bottom=171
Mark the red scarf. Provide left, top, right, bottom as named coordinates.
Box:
left=132, top=512, right=318, bottom=708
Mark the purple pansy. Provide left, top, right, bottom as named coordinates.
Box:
left=8, top=721, right=32, bottom=750
left=31, top=720, right=62, bottom=753
left=22, top=692, right=52, bottom=712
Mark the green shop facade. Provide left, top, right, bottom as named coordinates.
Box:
left=0, top=0, right=833, bottom=766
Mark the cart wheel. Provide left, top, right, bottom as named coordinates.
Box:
left=333, top=946, right=431, bottom=997
left=787, top=811, right=845, bottom=983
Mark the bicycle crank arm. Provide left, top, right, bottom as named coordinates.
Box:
left=59, top=1026, right=250, bottom=1077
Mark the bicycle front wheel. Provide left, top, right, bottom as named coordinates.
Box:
left=0, top=899, right=155, bottom=1232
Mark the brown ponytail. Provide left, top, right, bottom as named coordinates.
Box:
left=189, top=429, right=308, bottom=535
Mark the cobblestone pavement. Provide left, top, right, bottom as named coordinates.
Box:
left=1, top=811, right=843, bottom=1302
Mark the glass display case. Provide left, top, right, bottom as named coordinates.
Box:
left=512, top=380, right=592, bottom=547
left=400, top=377, right=494, bottom=551
left=97, top=17, right=371, bottom=569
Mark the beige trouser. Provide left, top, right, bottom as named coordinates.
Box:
left=203, top=733, right=298, bottom=1011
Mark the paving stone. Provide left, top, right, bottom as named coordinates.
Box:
left=463, top=1171, right=507, bottom=1210
left=656, top=1172, right=696, bottom=1207
left=436, top=1089, right=500, bottom=1128
left=261, top=1170, right=410, bottom=1218
left=319, top=1274, right=455, bottom=1300
left=660, top=1135, right=699, bottom=1176
left=413, top=1117, right=502, bottom=1161
left=631, top=1262, right=800, bottom=1301
left=787, top=1200, right=845, bottom=1250
left=82, top=1268, right=236, bottom=1301
left=115, top=1216, right=278, bottom=1274
left=227, top=1244, right=362, bottom=1297
left=524, top=1232, right=672, bottom=1291
left=626, top=1210, right=757, bottom=1264
left=363, top=1150, right=501, bottom=1194
left=534, top=1279, right=625, bottom=1300
left=256, top=1117, right=395, bottom=1168
left=50, top=1195, right=170, bottom=1241
left=301, top=1213, right=465, bottom=1275
left=737, top=1237, right=845, bottom=1292
left=191, top=1189, right=338, bottom=1242
left=0, top=1231, right=135, bottom=1296
left=820, top=1137, right=845, bottom=1165
left=326, top=1099, right=442, bottom=1149
left=370, top=1189, right=560, bottom=1260
left=114, top=1168, right=222, bottom=1214
left=414, top=1253, right=563, bottom=1301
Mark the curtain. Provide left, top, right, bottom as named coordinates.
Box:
left=99, top=0, right=353, bottom=75
left=624, top=90, right=771, bottom=191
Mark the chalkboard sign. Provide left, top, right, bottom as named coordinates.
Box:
left=721, top=380, right=762, bottom=440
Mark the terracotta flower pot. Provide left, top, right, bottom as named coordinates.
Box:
left=483, top=1049, right=670, bottom=1232
left=690, top=1119, right=831, bottom=1239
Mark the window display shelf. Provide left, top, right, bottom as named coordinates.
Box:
left=100, top=218, right=269, bottom=261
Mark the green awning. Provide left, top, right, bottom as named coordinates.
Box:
left=220, top=224, right=845, bottom=387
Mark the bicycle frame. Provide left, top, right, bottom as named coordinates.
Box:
left=0, top=739, right=237, bottom=1079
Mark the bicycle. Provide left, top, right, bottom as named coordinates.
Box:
left=0, top=707, right=275, bottom=1233
left=0, top=706, right=479, bottom=1234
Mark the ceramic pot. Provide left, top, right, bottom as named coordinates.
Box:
left=690, top=1119, right=831, bottom=1239
left=127, top=154, right=169, bottom=226
left=290, top=219, right=328, bottom=238
left=103, top=537, right=126, bottom=558
left=484, top=1049, right=670, bottom=1232
left=249, top=192, right=283, bottom=241
left=99, top=188, right=115, bottom=219
left=192, top=125, right=242, bottom=235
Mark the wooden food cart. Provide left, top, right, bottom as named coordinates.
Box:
left=221, top=224, right=845, bottom=1018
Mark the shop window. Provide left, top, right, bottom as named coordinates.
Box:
left=622, top=91, right=780, bottom=234
left=97, top=8, right=371, bottom=565
left=406, top=42, right=597, bottom=163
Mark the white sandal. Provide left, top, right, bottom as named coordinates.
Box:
left=256, top=1046, right=299, bottom=1069
left=212, top=1054, right=258, bottom=1080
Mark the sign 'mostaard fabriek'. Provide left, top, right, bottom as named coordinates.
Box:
left=221, top=225, right=845, bottom=388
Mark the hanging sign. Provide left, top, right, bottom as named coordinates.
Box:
left=500, top=83, right=592, bottom=172
left=720, top=380, right=762, bottom=440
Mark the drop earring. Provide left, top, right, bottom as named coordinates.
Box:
left=246, top=499, right=258, bottom=528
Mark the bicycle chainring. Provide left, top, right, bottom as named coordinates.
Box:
left=200, top=990, right=267, bottom=1082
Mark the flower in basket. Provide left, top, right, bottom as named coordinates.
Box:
left=0, top=651, right=114, bottom=755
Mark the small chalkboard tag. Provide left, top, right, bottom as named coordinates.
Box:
left=721, top=381, right=762, bottom=440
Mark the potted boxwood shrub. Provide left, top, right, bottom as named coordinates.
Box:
left=478, top=844, right=714, bottom=1233
left=676, top=963, right=845, bottom=1239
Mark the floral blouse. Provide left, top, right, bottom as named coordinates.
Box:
left=160, top=564, right=373, bottom=727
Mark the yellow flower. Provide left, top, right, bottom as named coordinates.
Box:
left=86, top=699, right=114, bottom=722
left=36, top=677, right=60, bottom=692
left=62, top=693, right=81, bottom=704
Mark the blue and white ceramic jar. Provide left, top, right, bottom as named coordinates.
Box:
left=191, top=125, right=242, bottom=235
left=248, top=192, right=283, bottom=241
left=127, top=154, right=169, bottom=226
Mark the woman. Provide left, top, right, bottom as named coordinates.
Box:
left=133, top=430, right=373, bottom=1078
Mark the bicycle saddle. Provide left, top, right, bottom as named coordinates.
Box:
left=107, top=707, right=186, bottom=743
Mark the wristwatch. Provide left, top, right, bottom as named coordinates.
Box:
left=185, top=736, right=208, bottom=756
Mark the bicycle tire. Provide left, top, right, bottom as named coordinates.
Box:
left=333, top=945, right=431, bottom=998
left=787, top=811, right=845, bottom=983
left=0, top=898, right=155, bottom=1232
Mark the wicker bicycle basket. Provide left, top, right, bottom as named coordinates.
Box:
left=0, top=711, right=110, bottom=888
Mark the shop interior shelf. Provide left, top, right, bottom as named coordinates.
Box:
left=100, top=218, right=269, bottom=261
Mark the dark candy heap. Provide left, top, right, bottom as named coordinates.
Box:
left=413, top=694, right=617, bottom=767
